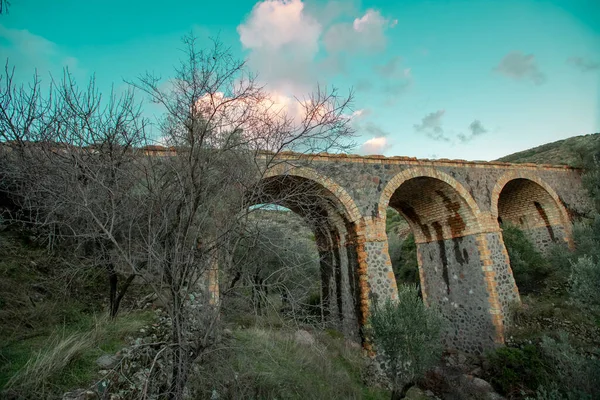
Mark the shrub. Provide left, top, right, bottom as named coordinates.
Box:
left=485, top=344, right=548, bottom=397
left=569, top=256, right=600, bottom=310
left=572, top=216, right=600, bottom=262
left=485, top=334, right=600, bottom=399
left=368, top=285, right=444, bottom=397
left=502, top=224, right=553, bottom=294
left=538, top=334, right=600, bottom=399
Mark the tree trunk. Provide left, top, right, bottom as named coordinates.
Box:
left=107, top=264, right=135, bottom=318
left=168, top=293, right=188, bottom=400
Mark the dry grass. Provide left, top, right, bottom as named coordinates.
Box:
left=6, top=329, right=97, bottom=394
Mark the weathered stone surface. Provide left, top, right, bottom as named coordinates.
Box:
left=403, top=386, right=437, bottom=399
left=246, top=153, right=593, bottom=353
left=423, top=366, right=504, bottom=400
left=96, top=354, right=121, bottom=369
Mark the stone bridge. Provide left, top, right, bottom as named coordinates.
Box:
left=252, top=152, right=592, bottom=354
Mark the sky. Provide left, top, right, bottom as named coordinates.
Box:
left=1, top=0, right=599, bottom=160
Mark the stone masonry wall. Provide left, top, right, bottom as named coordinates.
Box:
left=418, top=235, right=499, bottom=354
left=254, top=152, right=594, bottom=352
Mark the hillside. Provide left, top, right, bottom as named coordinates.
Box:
left=496, top=133, right=600, bottom=166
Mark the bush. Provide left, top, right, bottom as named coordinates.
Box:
left=368, top=285, right=444, bottom=397
left=485, top=334, right=600, bottom=399
left=485, top=344, right=548, bottom=397
left=502, top=224, right=553, bottom=294
left=569, top=256, right=600, bottom=310
left=538, top=334, right=600, bottom=399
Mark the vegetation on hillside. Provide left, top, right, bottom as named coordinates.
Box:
left=483, top=135, right=600, bottom=399
left=496, top=132, right=600, bottom=166
left=386, top=208, right=419, bottom=287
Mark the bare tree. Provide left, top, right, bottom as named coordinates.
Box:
left=0, top=0, right=9, bottom=15
left=0, top=33, right=354, bottom=398
left=125, top=34, right=354, bottom=398
left=0, top=64, right=147, bottom=317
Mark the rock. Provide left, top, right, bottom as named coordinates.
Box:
left=459, top=374, right=494, bottom=393
left=294, top=329, right=315, bottom=346
left=95, top=354, right=121, bottom=369
left=62, top=389, right=97, bottom=400
left=403, top=386, right=434, bottom=399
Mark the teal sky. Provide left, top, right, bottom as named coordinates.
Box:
left=1, top=0, right=599, bottom=160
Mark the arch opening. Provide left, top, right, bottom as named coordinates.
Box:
left=386, top=208, right=419, bottom=292
left=384, top=175, right=498, bottom=353
left=237, top=174, right=362, bottom=340
left=497, top=178, right=569, bottom=255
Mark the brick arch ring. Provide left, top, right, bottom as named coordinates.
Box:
left=377, top=167, right=484, bottom=232
left=262, top=165, right=362, bottom=224
left=490, top=170, right=573, bottom=244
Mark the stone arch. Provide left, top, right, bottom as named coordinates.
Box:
left=263, top=165, right=361, bottom=224
left=491, top=171, right=573, bottom=251
left=250, top=166, right=363, bottom=339
left=378, top=167, right=483, bottom=243
left=377, top=168, right=505, bottom=353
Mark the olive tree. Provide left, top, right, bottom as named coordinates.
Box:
left=368, top=284, right=444, bottom=399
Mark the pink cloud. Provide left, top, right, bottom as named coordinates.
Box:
left=237, top=0, right=321, bottom=93
left=352, top=9, right=387, bottom=32
left=359, top=136, right=389, bottom=155
left=238, top=0, right=321, bottom=52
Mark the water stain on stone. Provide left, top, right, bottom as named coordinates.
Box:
left=452, top=237, right=466, bottom=265
left=398, top=201, right=432, bottom=241
left=433, top=221, right=451, bottom=294
left=436, top=190, right=466, bottom=236
left=534, top=201, right=556, bottom=242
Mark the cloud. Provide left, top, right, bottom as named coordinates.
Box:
left=458, top=119, right=488, bottom=143
left=374, top=56, right=404, bottom=78
left=303, top=0, right=357, bottom=26
left=567, top=57, right=600, bottom=72
left=494, top=51, right=546, bottom=85
left=374, top=57, right=413, bottom=103
left=363, top=121, right=389, bottom=137
left=359, top=136, right=388, bottom=155
left=237, top=1, right=397, bottom=106
left=238, top=0, right=320, bottom=52
left=351, top=113, right=391, bottom=154
left=414, top=110, right=448, bottom=141
left=349, top=108, right=370, bottom=119
left=237, top=0, right=322, bottom=92
left=323, top=9, right=395, bottom=54
left=0, top=24, right=81, bottom=78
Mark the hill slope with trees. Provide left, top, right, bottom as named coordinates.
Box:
left=496, top=133, right=600, bottom=166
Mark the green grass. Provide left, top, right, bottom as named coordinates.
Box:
left=192, top=327, right=389, bottom=399
left=1, top=310, right=155, bottom=397
left=0, top=229, right=156, bottom=398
